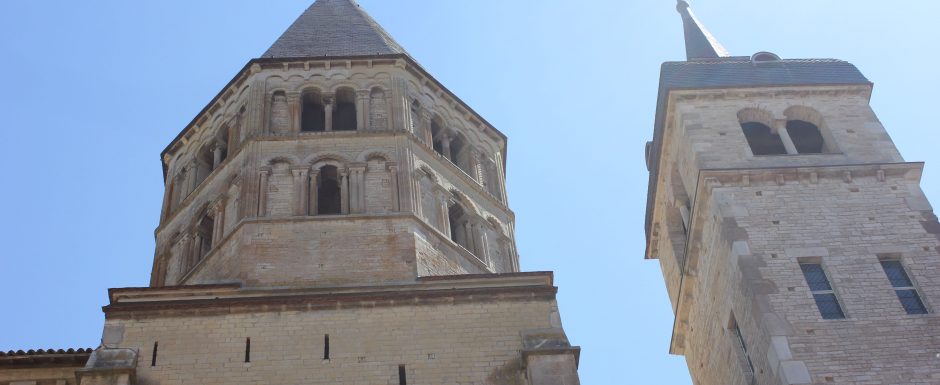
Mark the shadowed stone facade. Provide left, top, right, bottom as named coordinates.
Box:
left=0, top=1, right=580, bottom=384
left=645, top=2, right=940, bottom=384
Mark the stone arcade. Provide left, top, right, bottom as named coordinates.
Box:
left=0, top=1, right=580, bottom=384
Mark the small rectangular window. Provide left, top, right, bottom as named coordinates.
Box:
left=880, top=260, right=928, bottom=315
left=728, top=315, right=754, bottom=377
left=800, top=263, right=845, bottom=319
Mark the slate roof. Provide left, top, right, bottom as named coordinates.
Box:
left=262, top=0, right=409, bottom=59
left=644, top=57, right=873, bottom=244
left=677, top=0, right=729, bottom=59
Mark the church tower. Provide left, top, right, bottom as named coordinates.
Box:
left=42, top=1, right=581, bottom=384
left=646, top=1, right=940, bottom=384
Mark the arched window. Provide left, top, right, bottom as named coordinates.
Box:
left=194, top=145, right=214, bottom=187
left=317, top=165, right=342, bottom=215
left=449, top=133, right=474, bottom=176
left=216, top=125, right=230, bottom=167
left=302, top=91, right=326, bottom=132
left=786, top=120, right=825, bottom=154
left=448, top=200, right=471, bottom=251
left=741, top=122, right=787, bottom=156
left=431, top=119, right=445, bottom=156
left=195, top=213, right=214, bottom=264
left=333, top=88, right=357, bottom=131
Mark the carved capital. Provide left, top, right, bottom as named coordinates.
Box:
left=259, top=166, right=272, bottom=176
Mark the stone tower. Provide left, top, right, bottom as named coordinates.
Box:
left=645, top=1, right=940, bottom=384
left=0, top=1, right=581, bottom=384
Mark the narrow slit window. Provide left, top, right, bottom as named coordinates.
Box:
left=800, top=263, right=845, bottom=319
left=880, top=260, right=928, bottom=314
left=398, top=364, right=407, bottom=385
left=729, top=315, right=754, bottom=377
left=151, top=342, right=158, bottom=367
left=323, top=334, right=330, bottom=360
left=244, top=338, right=251, bottom=363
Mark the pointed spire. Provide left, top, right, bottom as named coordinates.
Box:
left=676, top=0, right=730, bottom=60
left=262, top=0, right=410, bottom=59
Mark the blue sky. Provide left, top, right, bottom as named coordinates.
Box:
left=1, top=1, right=939, bottom=384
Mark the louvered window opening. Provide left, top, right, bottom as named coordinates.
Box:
left=880, top=261, right=928, bottom=315
left=800, top=263, right=845, bottom=319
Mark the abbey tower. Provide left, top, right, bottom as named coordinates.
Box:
left=0, top=1, right=580, bottom=384
left=645, top=1, right=940, bottom=384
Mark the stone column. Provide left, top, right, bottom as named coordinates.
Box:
left=470, top=149, right=484, bottom=183
left=463, top=223, right=475, bottom=253
left=288, top=91, right=302, bottom=133
left=340, top=169, right=349, bottom=214
left=212, top=143, right=225, bottom=169
left=211, top=198, right=225, bottom=246
left=472, top=220, right=489, bottom=263
left=441, top=133, right=453, bottom=160
left=324, top=96, right=335, bottom=131
left=184, top=159, right=198, bottom=195
left=291, top=166, right=310, bottom=216
left=309, top=169, right=320, bottom=216
left=775, top=119, right=798, bottom=154
left=440, top=195, right=451, bottom=235
left=388, top=163, right=400, bottom=212
left=420, top=109, right=433, bottom=145
left=357, top=90, right=370, bottom=131
left=179, top=234, right=193, bottom=279
left=257, top=167, right=271, bottom=217
left=348, top=168, right=360, bottom=213
left=190, top=232, right=204, bottom=267
left=353, top=165, right=366, bottom=213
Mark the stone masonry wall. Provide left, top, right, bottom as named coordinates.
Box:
left=106, top=298, right=558, bottom=385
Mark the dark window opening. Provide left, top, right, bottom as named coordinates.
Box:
left=323, top=334, right=330, bottom=360
left=449, top=135, right=473, bottom=176
left=398, top=364, right=407, bottom=385
left=786, top=120, right=825, bottom=154
left=198, top=215, right=214, bottom=259
left=447, top=200, right=474, bottom=254
left=729, top=316, right=754, bottom=377
left=880, top=260, right=928, bottom=314
left=333, top=89, right=357, bottom=131
left=151, top=342, right=158, bottom=367
left=317, top=165, right=342, bottom=215
left=741, top=122, right=787, bottom=155
left=244, top=338, right=251, bottom=363
left=800, top=263, right=845, bottom=319
left=302, top=93, right=326, bottom=132
left=431, top=120, right=444, bottom=156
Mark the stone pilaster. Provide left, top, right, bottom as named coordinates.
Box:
left=257, top=167, right=271, bottom=217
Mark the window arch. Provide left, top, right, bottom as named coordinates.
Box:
left=333, top=88, right=357, bottom=131
left=738, top=108, right=786, bottom=156
left=317, top=165, right=342, bottom=215
left=784, top=106, right=832, bottom=154
left=194, top=212, right=214, bottom=267
left=447, top=199, right=472, bottom=252
left=431, top=117, right=446, bottom=156
left=302, top=90, right=326, bottom=132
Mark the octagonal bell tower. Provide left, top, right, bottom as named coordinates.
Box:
left=152, top=0, right=517, bottom=289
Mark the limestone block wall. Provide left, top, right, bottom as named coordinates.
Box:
left=679, top=166, right=940, bottom=385
left=105, top=297, right=559, bottom=385
left=668, top=86, right=903, bottom=173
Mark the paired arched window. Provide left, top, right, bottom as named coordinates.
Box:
left=739, top=107, right=832, bottom=156
left=302, top=91, right=326, bottom=132
left=317, top=165, right=342, bottom=215
left=195, top=213, right=214, bottom=264
left=333, top=88, right=357, bottom=131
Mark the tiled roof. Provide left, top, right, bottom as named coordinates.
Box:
left=262, top=0, right=409, bottom=59
left=0, top=348, right=93, bottom=366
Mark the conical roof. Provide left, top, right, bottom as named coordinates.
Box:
left=262, top=0, right=409, bottom=59
left=676, top=0, right=729, bottom=60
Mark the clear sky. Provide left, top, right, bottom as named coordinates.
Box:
left=1, top=1, right=939, bottom=384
